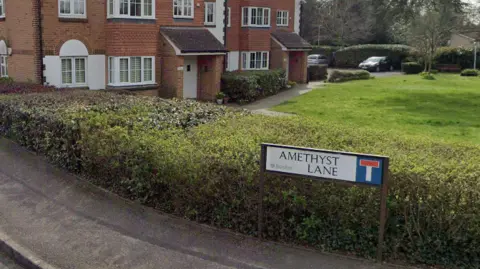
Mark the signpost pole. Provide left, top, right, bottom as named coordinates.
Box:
left=258, top=145, right=266, bottom=239
left=376, top=158, right=389, bottom=262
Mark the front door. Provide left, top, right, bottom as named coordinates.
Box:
left=183, top=56, right=198, bottom=99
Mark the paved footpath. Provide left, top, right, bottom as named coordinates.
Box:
left=0, top=138, right=410, bottom=269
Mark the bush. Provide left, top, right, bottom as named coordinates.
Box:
left=420, top=72, right=436, bottom=80
left=434, top=47, right=480, bottom=70
left=460, top=69, right=479, bottom=77
left=2, top=92, right=480, bottom=267
left=327, top=70, right=371, bottom=83
left=221, top=69, right=287, bottom=104
left=401, top=62, right=423, bottom=74
left=335, top=44, right=416, bottom=69
left=308, top=64, right=328, bottom=81
left=310, top=46, right=341, bottom=66
left=0, top=81, right=61, bottom=95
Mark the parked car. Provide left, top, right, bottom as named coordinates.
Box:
left=358, top=56, right=394, bottom=72
left=308, top=54, right=329, bottom=66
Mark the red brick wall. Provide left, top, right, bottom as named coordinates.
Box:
left=159, top=35, right=183, bottom=98
left=270, top=38, right=288, bottom=70
left=198, top=55, right=223, bottom=100
left=0, top=0, right=39, bottom=82
left=41, top=0, right=106, bottom=55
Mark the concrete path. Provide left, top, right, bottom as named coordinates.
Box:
left=0, top=138, right=410, bottom=269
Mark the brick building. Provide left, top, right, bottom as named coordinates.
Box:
left=0, top=0, right=310, bottom=99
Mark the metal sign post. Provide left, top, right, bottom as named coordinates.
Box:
left=258, top=143, right=389, bottom=262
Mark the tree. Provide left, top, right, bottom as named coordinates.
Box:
left=407, top=8, right=458, bottom=72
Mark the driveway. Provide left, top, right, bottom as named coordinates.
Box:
left=328, top=68, right=403, bottom=78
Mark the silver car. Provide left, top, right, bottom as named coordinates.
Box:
left=308, top=54, right=329, bottom=66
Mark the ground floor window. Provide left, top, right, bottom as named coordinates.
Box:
left=61, top=57, right=86, bottom=86
left=241, top=51, right=269, bottom=70
left=108, top=56, right=155, bottom=86
left=0, top=56, right=7, bottom=77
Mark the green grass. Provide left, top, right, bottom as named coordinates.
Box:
left=273, top=74, right=480, bottom=143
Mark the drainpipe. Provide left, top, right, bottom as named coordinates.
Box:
left=474, top=41, right=477, bottom=70
left=223, top=0, right=228, bottom=71
left=36, top=0, right=44, bottom=84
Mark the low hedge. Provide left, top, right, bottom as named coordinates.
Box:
left=0, top=80, right=60, bottom=94
left=335, top=44, right=416, bottom=69
left=460, top=69, right=479, bottom=77
left=1, top=91, right=480, bottom=267
left=434, top=47, right=480, bottom=70
left=308, top=65, right=328, bottom=81
left=401, top=62, right=423, bottom=74
left=221, top=69, right=287, bottom=104
left=327, top=70, right=371, bottom=83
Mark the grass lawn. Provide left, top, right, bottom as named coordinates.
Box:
left=273, top=74, right=480, bottom=144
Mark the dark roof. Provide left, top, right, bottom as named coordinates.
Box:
left=271, top=31, right=312, bottom=50
left=160, top=27, right=227, bottom=54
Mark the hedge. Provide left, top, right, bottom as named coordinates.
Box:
left=401, top=62, right=423, bottom=74
left=1, top=91, right=480, bottom=267
left=0, top=80, right=61, bottom=94
left=221, top=69, right=287, bottom=104
left=309, top=46, right=341, bottom=66
left=327, top=70, right=371, bottom=83
left=434, top=47, right=480, bottom=70
left=335, top=44, right=416, bottom=69
left=460, top=69, right=479, bottom=77
left=308, top=65, right=328, bottom=81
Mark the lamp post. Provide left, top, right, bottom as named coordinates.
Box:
left=474, top=41, right=478, bottom=70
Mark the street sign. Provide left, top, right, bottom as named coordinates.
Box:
left=264, top=144, right=386, bottom=186
left=258, top=143, right=390, bottom=262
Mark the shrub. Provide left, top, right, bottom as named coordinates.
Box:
left=401, top=62, right=423, bottom=74
left=310, top=46, right=341, bottom=66
left=460, top=69, right=479, bottom=77
left=335, top=44, right=416, bottom=69
left=0, top=82, right=61, bottom=95
left=221, top=69, right=287, bottom=104
left=308, top=64, right=328, bottom=81
left=420, top=72, right=436, bottom=80
left=2, top=92, right=480, bottom=267
left=434, top=47, right=480, bottom=70
left=327, top=70, right=371, bottom=83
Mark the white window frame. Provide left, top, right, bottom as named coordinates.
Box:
left=241, top=7, right=271, bottom=27
left=241, top=51, right=269, bottom=70
left=0, top=56, right=7, bottom=77
left=0, top=0, right=5, bottom=18
left=173, top=0, right=194, bottom=19
left=276, top=10, right=288, bottom=26
left=107, top=0, right=155, bottom=19
left=58, top=0, right=87, bottom=19
left=204, top=2, right=215, bottom=25
left=61, top=57, right=88, bottom=87
left=108, top=56, right=155, bottom=86
left=227, top=7, right=231, bottom=27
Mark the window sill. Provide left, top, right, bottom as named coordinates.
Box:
left=59, top=17, right=88, bottom=23
left=173, top=16, right=194, bottom=19
left=61, top=84, right=88, bottom=89
left=277, top=25, right=289, bottom=27
left=204, top=23, right=216, bottom=28
left=107, top=18, right=156, bottom=24
left=241, top=26, right=271, bottom=29
left=107, top=83, right=158, bottom=91
left=0, top=17, right=5, bottom=22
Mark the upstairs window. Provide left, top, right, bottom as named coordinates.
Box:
left=204, top=2, right=215, bottom=25
left=0, top=0, right=5, bottom=18
left=108, top=0, right=154, bottom=19
left=59, top=0, right=86, bottom=18
left=173, top=0, right=193, bottom=18
left=277, top=10, right=288, bottom=26
left=241, top=7, right=270, bottom=27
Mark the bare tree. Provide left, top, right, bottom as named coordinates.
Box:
left=316, top=0, right=373, bottom=46
left=407, top=9, right=457, bottom=72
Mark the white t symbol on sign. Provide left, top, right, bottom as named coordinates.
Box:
left=359, top=160, right=380, bottom=182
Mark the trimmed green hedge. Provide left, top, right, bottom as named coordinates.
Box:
left=308, top=65, right=328, bottom=81
left=401, top=62, right=423, bottom=74
left=335, top=44, right=416, bottom=69
left=310, top=46, right=341, bottom=66
left=221, top=69, right=287, bottom=104
left=1, top=91, right=480, bottom=267
left=434, top=47, right=480, bottom=70
left=327, top=70, right=371, bottom=83
left=460, top=69, right=479, bottom=77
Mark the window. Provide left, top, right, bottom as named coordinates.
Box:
left=59, top=0, right=86, bottom=18
left=61, top=57, right=87, bottom=86
left=241, top=52, right=269, bottom=70
left=173, top=0, right=193, bottom=18
left=108, top=56, right=155, bottom=86
left=204, top=2, right=215, bottom=25
left=277, top=10, right=288, bottom=26
left=0, top=0, right=5, bottom=17
left=227, top=7, right=231, bottom=27
left=241, top=7, right=270, bottom=27
left=0, top=56, right=7, bottom=77
left=107, top=0, right=154, bottom=19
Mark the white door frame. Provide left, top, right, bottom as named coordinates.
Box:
left=183, top=56, right=198, bottom=99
